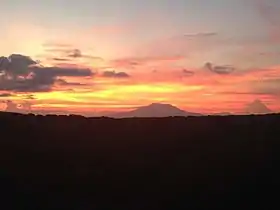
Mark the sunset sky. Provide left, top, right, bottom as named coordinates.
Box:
left=0, top=0, right=280, bottom=115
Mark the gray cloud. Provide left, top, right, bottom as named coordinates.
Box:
left=102, top=70, right=130, bottom=78
left=204, top=62, right=235, bottom=75
left=0, top=54, right=93, bottom=92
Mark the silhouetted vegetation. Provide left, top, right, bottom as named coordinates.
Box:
left=1, top=112, right=279, bottom=209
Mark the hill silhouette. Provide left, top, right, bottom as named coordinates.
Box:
left=109, top=103, right=202, bottom=118
left=246, top=99, right=273, bottom=115
left=0, top=112, right=279, bottom=209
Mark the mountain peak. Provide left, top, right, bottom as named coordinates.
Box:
left=246, top=99, right=272, bottom=114
left=150, top=102, right=168, bottom=106
left=149, top=102, right=174, bottom=106
left=109, top=103, right=202, bottom=118
left=147, top=102, right=178, bottom=109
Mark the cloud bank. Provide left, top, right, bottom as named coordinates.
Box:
left=0, top=54, right=93, bottom=92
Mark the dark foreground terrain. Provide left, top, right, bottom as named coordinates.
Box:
left=1, top=112, right=280, bottom=209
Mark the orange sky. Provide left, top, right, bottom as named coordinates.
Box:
left=1, top=50, right=280, bottom=115
left=1, top=0, right=280, bottom=115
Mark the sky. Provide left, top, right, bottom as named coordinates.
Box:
left=0, top=0, right=280, bottom=115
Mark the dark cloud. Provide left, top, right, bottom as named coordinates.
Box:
left=0, top=54, right=93, bottom=92
left=24, top=94, right=36, bottom=100
left=0, top=54, right=36, bottom=77
left=0, top=56, right=9, bottom=70
left=32, top=66, right=92, bottom=77
left=0, top=93, right=13, bottom=97
left=51, top=57, right=71, bottom=62
left=102, top=70, right=130, bottom=78
left=68, top=49, right=82, bottom=58
left=56, top=79, right=88, bottom=86
left=65, top=49, right=102, bottom=60
left=204, top=62, right=235, bottom=75
left=182, top=69, right=195, bottom=76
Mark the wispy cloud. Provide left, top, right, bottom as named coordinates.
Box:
left=204, top=62, right=235, bottom=75
left=110, top=55, right=184, bottom=69
left=183, top=32, right=218, bottom=38
left=182, top=69, right=195, bottom=77
left=42, top=43, right=104, bottom=65
left=0, top=93, right=13, bottom=97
